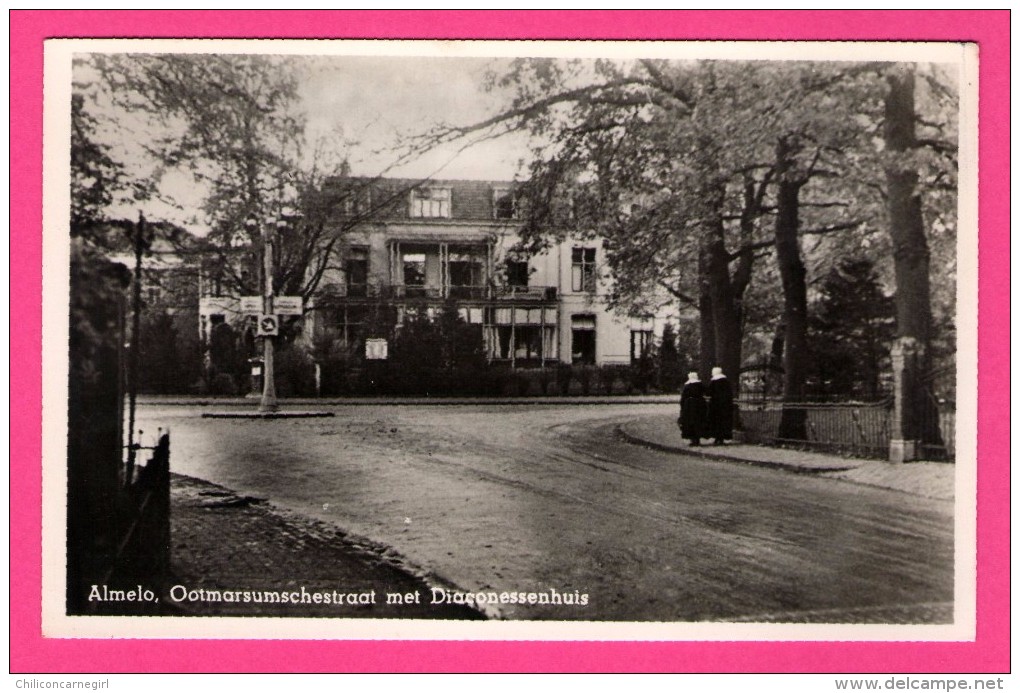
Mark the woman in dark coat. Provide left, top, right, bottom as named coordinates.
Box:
left=678, top=371, right=708, bottom=446
left=707, top=366, right=734, bottom=444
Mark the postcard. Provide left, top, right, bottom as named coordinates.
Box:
left=11, top=10, right=1009, bottom=674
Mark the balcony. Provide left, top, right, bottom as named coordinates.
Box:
left=391, top=285, right=446, bottom=300
left=447, top=285, right=491, bottom=300
left=319, top=283, right=558, bottom=303
left=494, top=285, right=557, bottom=302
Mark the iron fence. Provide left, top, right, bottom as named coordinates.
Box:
left=739, top=396, right=956, bottom=462
left=738, top=399, right=894, bottom=460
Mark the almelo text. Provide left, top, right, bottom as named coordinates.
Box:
left=89, top=584, right=590, bottom=607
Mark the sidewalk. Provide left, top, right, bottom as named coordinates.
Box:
left=169, top=474, right=485, bottom=619
left=618, top=414, right=955, bottom=501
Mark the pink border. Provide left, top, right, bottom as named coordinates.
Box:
left=11, top=10, right=1009, bottom=673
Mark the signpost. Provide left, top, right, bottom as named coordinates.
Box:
left=240, top=296, right=262, bottom=315
left=202, top=214, right=333, bottom=420
left=365, top=338, right=389, bottom=360
left=253, top=217, right=279, bottom=412
left=257, top=314, right=279, bottom=337
left=274, top=296, right=303, bottom=316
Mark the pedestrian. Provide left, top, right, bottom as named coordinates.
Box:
left=678, top=371, right=708, bottom=446
left=707, top=366, right=734, bottom=445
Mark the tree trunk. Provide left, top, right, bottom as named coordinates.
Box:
left=885, top=67, right=935, bottom=346
left=774, top=138, right=810, bottom=440
left=884, top=65, right=943, bottom=452
left=692, top=131, right=745, bottom=402
left=701, top=185, right=743, bottom=394
left=697, top=246, right=716, bottom=382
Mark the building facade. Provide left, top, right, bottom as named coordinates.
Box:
left=200, top=177, right=659, bottom=370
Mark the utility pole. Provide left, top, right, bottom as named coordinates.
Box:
left=259, top=216, right=279, bottom=413
left=125, top=211, right=148, bottom=486
left=204, top=213, right=333, bottom=422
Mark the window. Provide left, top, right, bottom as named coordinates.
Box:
left=342, top=187, right=373, bottom=216
left=485, top=308, right=557, bottom=365
left=493, top=187, right=517, bottom=219
left=571, top=314, right=597, bottom=365
left=488, top=326, right=551, bottom=364
left=630, top=330, right=653, bottom=364
left=345, top=247, right=368, bottom=297
left=402, top=252, right=427, bottom=297
left=514, top=326, right=543, bottom=363
left=448, top=246, right=484, bottom=298
left=571, top=247, right=596, bottom=293
left=410, top=187, right=451, bottom=218
left=336, top=306, right=366, bottom=348
left=203, top=262, right=225, bottom=298
left=492, top=325, right=513, bottom=360
left=506, top=260, right=529, bottom=287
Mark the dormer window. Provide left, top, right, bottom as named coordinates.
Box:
left=343, top=187, right=373, bottom=217
left=493, top=186, right=517, bottom=220
left=410, top=187, right=451, bottom=218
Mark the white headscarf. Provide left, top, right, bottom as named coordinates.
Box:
left=685, top=371, right=700, bottom=384
left=711, top=367, right=726, bottom=380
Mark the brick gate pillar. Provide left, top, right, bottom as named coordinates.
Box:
left=889, top=337, right=922, bottom=463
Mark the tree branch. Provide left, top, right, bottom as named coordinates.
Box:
left=800, top=219, right=866, bottom=236
left=656, top=278, right=698, bottom=307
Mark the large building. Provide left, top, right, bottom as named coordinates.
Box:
left=201, top=177, right=660, bottom=369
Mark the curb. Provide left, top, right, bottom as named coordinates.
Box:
left=200, top=411, right=335, bottom=419
left=615, top=425, right=859, bottom=474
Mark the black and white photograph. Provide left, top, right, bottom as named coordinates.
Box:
left=45, top=39, right=976, bottom=639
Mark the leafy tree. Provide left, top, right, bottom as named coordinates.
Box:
left=136, top=310, right=179, bottom=394
left=70, top=93, right=126, bottom=241
left=88, top=54, right=325, bottom=308
left=386, top=305, right=487, bottom=396
left=411, top=57, right=771, bottom=389
left=879, top=64, right=957, bottom=448
left=809, top=259, right=895, bottom=399
left=88, top=54, right=437, bottom=311
left=208, top=322, right=243, bottom=384
left=445, top=59, right=956, bottom=420
left=656, top=322, right=683, bottom=393
left=413, top=59, right=900, bottom=403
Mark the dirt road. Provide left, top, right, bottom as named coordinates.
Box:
left=138, top=403, right=954, bottom=622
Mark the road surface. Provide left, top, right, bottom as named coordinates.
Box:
left=137, top=403, right=954, bottom=622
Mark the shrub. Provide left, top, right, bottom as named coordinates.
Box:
left=656, top=322, right=683, bottom=393
left=578, top=365, right=593, bottom=395
left=557, top=363, right=574, bottom=395
left=274, top=345, right=316, bottom=397
left=210, top=372, right=237, bottom=396
left=512, top=371, right=532, bottom=396
left=538, top=367, right=553, bottom=395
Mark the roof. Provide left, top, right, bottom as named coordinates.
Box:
left=320, top=176, right=518, bottom=223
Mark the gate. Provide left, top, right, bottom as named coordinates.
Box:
left=917, top=366, right=956, bottom=462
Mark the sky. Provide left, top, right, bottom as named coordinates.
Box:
left=79, top=53, right=535, bottom=234
left=74, top=44, right=965, bottom=236
left=299, top=55, right=531, bottom=180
